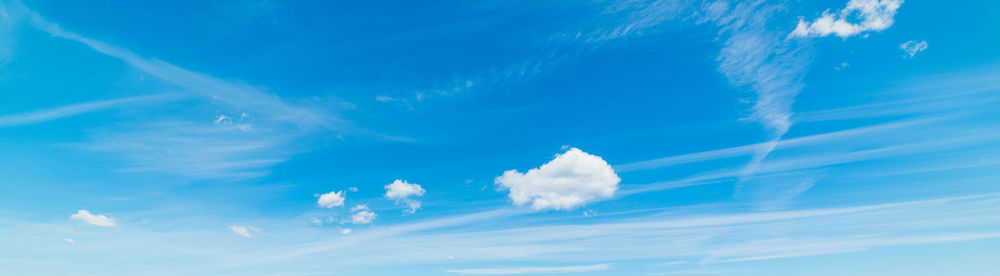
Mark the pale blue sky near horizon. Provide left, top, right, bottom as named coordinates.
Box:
left=2, top=0, right=1000, bottom=275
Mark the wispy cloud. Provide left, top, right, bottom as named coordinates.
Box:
left=900, top=40, right=928, bottom=58
left=0, top=94, right=181, bottom=128
left=445, top=263, right=611, bottom=275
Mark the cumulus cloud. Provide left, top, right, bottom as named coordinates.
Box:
left=900, top=40, right=927, bottom=58
left=495, top=148, right=620, bottom=211
left=384, top=179, right=426, bottom=214
left=317, top=190, right=345, bottom=208
left=351, top=204, right=376, bottom=224
left=69, top=210, right=117, bottom=227
left=229, top=225, right=257, bottom=238
left=790, top=0, right=903, bottom=38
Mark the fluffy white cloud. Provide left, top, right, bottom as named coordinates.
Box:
left=900, top=40, right=927, bottom=58
left=351, top=204, right=376, bottom=224
left=229, top=225, right=256, bottom=238
left=340, top=228, right=352, bottom=235
left=384, top=179, right=426, bottom=214
left=69, top=210, right=117, bottom=227
left=317, top=190, right=345, bottom=208
left=790, top=0, right=902, bottom=38
left=495, top=148, right=620, bottom=211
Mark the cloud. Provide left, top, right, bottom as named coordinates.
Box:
left=445, top=263, right=611, bottom=275
left=69, top=210, right=117, bottom=227
left=340, top=228, right=352, bottom=235
left=900, top=40, right=928, bottom=58
left=229, top=225, right=256, bottom=238
left=384, top=179, right=426, bottom=214
left=317, top=190, right=346, bottom=208
left=790, top=0, right=903, bottom=38
left=64, top=238, right=75, bottom=244
left=0, top=94, right=181, bottom=128
left=351, top=205, right=376, bottom=224
left=496, top=148, right=619, bottom=211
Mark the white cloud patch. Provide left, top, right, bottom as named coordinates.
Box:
left=229, top=225, right=257, bottom=238
left=384, top=179, right=426, bottom=214
left=900, top=40, right=927, bottom=58
left=495, top=148, right=619, bottom=211
left=350, top=204, right=376, bottom=224
left=317, top=190, right=346, bottom=208
left=790, top=0, right=903, bottom=38
left=446, top=263, right=611, bottom=275
left=64, top=238, right=75, bottom=244
left=69, top=210, right=117, bottom=227
left=340, top=228, right=352, bottom=235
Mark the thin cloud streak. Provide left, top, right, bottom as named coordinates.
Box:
left=0, top=94, right=182, bottom=128
left=445, top=263, right=611, bottom=275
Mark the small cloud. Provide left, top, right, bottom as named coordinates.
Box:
left=348, top=187, right=358, bottom=192
left=583, top=209, right=597, bottom=217
left=350, top=205, right=376, bottom=224
left=495, top=148, right=620, bottom=211
left=69, top=210, right=117, bottom=227
left=900, top=40, right=928, bottom=58
left=229, top=225, right=256, bottom=238
left=790, top=0, right=903, bottom=38
left=834, top=62, right=850, bottom=71
left=311, top=218, right=323, bottom=226
left=375, top=95, right=398, bottom=102
left=384, top=179, right=426, bottom=214
left=560, top=145, right=570, bottom=150
left=317, top=190, right=346, bottom=208
left=340, top=228, right=352, bottom=235
left=64, top=238, right=76, bottom=244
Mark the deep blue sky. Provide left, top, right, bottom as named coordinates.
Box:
left=2, top=0, right=1000, bottom=275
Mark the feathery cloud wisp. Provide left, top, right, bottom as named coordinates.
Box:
left=900, top=40, right=928, bottom=58
left=445, top=263, right=611, bottom=275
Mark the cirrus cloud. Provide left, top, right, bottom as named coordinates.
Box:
left=495, top=148, right=619, bottom=211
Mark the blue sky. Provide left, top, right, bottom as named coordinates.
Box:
left=2, top=0, right=1000, bottom=275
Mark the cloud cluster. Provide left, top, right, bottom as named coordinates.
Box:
left=790, top=0, right=903, bottom=38
left=69, top=210, right=117, bottom=227
left=384, top=179, right=426, bottom=214
left=317, top=190, right=346, bottom=208
left=495, top=148, right=619, bottom=211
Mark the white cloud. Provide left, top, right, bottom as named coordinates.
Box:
left=317, top=190, right=345, bottom=208
left=351, top=205, right=376, bottom=224
left=311, top=218, right=323, bottom=226
left=340, top=228, right=352, bottom=235
left=69, top=210, right=117, bottom=227
left=348, top=187, right=358, bottom=192
left=384, top=179, right=426, bottom=214
left=445, top=263, right=611, bottom=275
left=0, top=94, right=179, bottom=128
left=790, top=0, right=903, bottom=38
left=64, top=238, right=75, bottom=244
left=229, top=225, right=255, bottom=238
left=495, top=148, right=619, bottom=211
left=900, top=40, right=927, bottom=58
